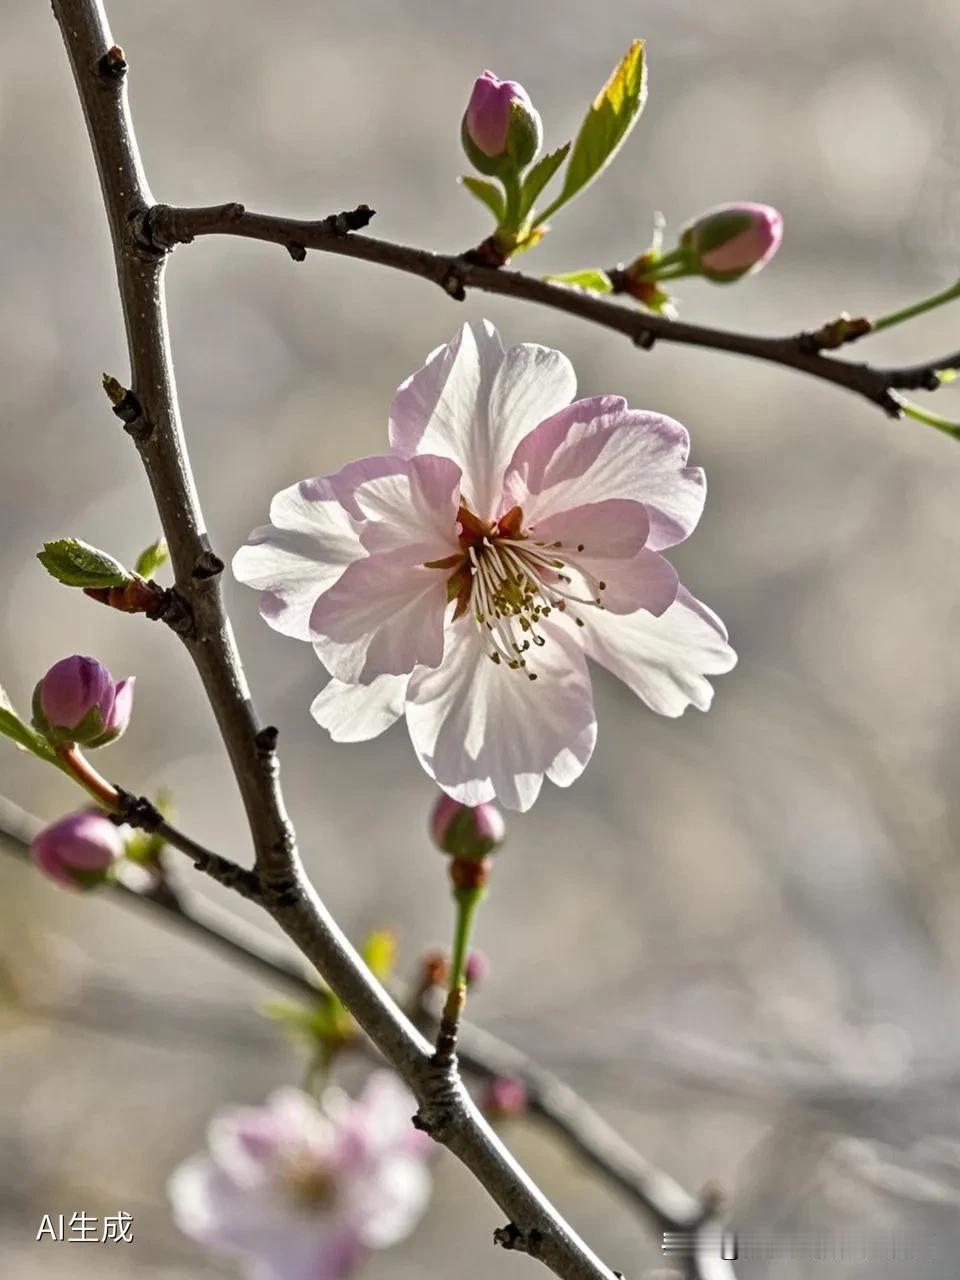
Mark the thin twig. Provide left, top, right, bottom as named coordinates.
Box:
left=48, top=5, right=628, bottom=1277
left=0, top=797, right=731, bottom=1280
left=145, top=202, right=960, bottom=421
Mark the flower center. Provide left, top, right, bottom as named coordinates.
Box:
left=281, top=1149, right=338, bottom=1208
left=429, top=505, right=607, bottom=680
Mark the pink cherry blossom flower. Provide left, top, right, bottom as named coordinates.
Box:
left=169, top=1073, right=431, bottom=1280
left=234, top=321, right=736, bottom=811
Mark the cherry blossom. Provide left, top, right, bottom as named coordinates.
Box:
left=234, top=321, right=735, bottom=811
left=169, top=1073, right=431, bottom=1280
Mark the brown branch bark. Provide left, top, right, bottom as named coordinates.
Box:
left=47, top=5, right=644, bottom=1279
left=145, top=202, right=960, bottom=421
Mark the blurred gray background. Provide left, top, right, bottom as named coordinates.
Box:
left=3, top=0, right=960, bottom=1277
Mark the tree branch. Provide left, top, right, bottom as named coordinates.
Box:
left=145, top=202, right=960, bottom=421
left=0, top=796, right=732, bottom=1279
left=48, top=5, right=632, bottom=1278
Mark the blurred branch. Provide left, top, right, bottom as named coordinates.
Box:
left=0, top=794, right=730, bottom=1280
left=48, top=5, right=640, bottom=1278
left=146, top=201, right=960, bottom=425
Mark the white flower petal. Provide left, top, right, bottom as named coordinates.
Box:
left=581, top=586, right=736, bottom=716
left=310, top=676, right=408, bottom=742
left=503, top=397, right=705, bottom=550
left=405, top=619, right=596, bottom=812
left=233, top=479, right=365, bottom=641
left=353, top=454, right=462, bottom=559
left=389, top=321, right=575, bottom=520
left=311, top=551, right=450, bottom=683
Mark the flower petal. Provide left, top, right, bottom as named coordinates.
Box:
left=503, top=397, right=705, bottom=550
left=389, top=321, right=575, bottom=520
left=580, top=585, right=736, bottom=716
left=311, top=551, right=450, bottom=683
left=405, top=619, right=596, bottom=812
left=310, top=675, right=408, bottom=742
left=529, top=498, right=650, bottom=559
left=475, top=339, right=576, bottom=519
left=233, top=477, right=365, bottom=641
left=353, top=454, right=462, bottom=560
left=389, top=320, right=503, bottom=464
left=525, top=500, right=677, bottom=616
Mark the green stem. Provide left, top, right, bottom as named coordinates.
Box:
left=873, top=279, right=960, bottom=333
left=448, top=885, right=484, bottom=999
left=648, top=247, right=687, bottom=271
left=898, top=397, right=960, bottom=441
left=502, top=169, right=524, bottom=233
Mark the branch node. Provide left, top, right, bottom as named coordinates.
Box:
left=412, top=1058, right=461, bottom=1142
left=494, top=1223, right=544, bottom=1257
left=797, top=312, right=873, bottom=353
left=633, top=329, right=656, bottom=351
left=442, top=269, right=467, bottom=302
left=255, top=725, right=280, bottom=756
left=145, top=587, right=196, bottom=637
left=321, top=204, right=375, bottom=236
left=259, top=870, right=301, bottom=908
left=96, top=44, right=127, bottom=80
left=102, top=372, right=146, bottom=429
left=192, top=549, right=225, bottom=580
left=287, top=242, right=307, bottom=263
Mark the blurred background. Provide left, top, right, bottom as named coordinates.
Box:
left=3, top=0, right=960, bottom=1276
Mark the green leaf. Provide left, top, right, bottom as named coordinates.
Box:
left=459, top=176, right=506, bottom=224
left=38, top=539, right=129, bottom=589
left=134, top=536, right=168, bottom=580
left=519, top=143, right=571, bottom=221
left=362, top=929, right=396, bottom=981
left=262, top=992, right=354, bottom=1049
left=0, top=684, right=59, bottom=766
left=546, top=269, right=614, bottom=294
left=543, top=41, right=647, bottom=221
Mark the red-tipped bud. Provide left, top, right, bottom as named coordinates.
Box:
left=31, top=810, right=123, bottom=891
left=32, top=655, right=134, bottom=749
left=430, top=794, right=505, bottom=861
left=680, top=202, right=783, bottom=282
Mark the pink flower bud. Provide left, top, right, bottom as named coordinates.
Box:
left=681, top=202, right=783, bottom=282
left=430, top=794, right=505, bottom=860
left=31, top=810, right=123, bottom=891
left=32, top=655, right=134, bottom=748
left=462, top=71, right=542, bottom=174
left=481, top=1076, right=528, bottom=1119
left=465, top=949, right=488, bottom=987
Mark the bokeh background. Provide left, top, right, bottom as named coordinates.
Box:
left=3, top=1, right=960, bottom=1276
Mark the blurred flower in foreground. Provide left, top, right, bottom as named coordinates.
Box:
left=462, top=71, right=542, bottom=173
left=235, top=321, right=735, bottom=811
left=169, top=1073, right=431, bottom=1280
left=31, top=809, right=122, bottom=891
left=32, top=654, right=134, bottom=748
left=681, top=202, right=783, bottom=282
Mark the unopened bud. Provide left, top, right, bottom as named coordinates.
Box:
left=680, top=202, right=783, bottom=282
left=32, top=655, right=134, bottom=749
left=465, top=949, right=488, bottom=987
left=482, top=1076, right=528, bottom=1119
left=31, top=810, right=123, bottom=891
left=430, top=794, right=505, bottom=861
left=462, top=71, right=542, bottom=176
